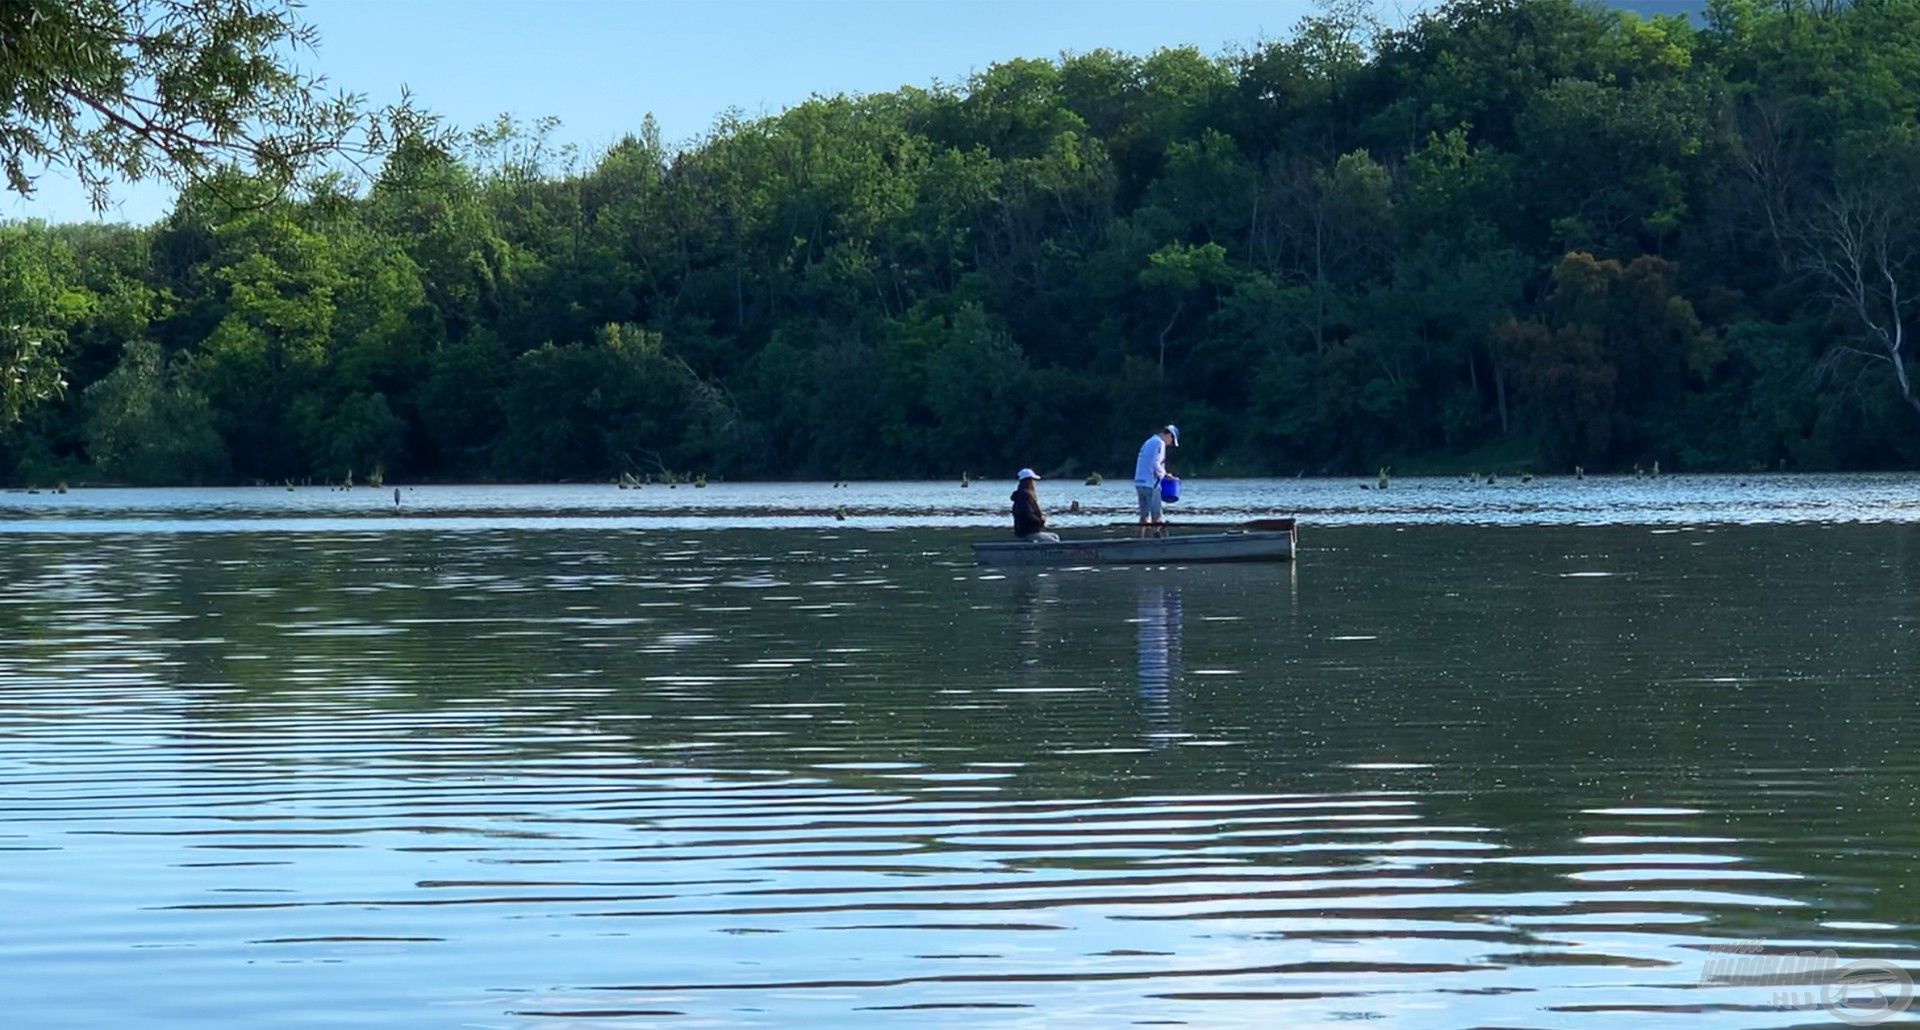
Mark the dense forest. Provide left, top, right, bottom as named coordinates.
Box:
left=5, top=0, right=1920, bottom=486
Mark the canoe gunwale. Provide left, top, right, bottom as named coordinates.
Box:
left=971, top=527, right=1297, bottom=566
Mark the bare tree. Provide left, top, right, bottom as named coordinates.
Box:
left=1732, top=94, right=1920, bottom=417
left=1724, top=97, right=1802, bottom=276
left=1255, top=151, right=1393, bottom=354
left=1802, top=182, right=1920, bottom=415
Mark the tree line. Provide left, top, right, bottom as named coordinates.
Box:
left=5, top=0, right=1920, bottom=486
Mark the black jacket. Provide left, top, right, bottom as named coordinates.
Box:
left=1011, top=485, right=1045, bottom=537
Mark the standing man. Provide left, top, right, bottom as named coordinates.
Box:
left=1133, top=424, right=1178, bottom=537
left=1011, top=468, right=1059, bottom=543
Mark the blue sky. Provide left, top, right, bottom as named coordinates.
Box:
left=6, top=0, right=1328, bottom=226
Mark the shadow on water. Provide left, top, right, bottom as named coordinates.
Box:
left=0, top=523, right=1915, bottom=1025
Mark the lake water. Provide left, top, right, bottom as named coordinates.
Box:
left=2, top=477, right=1917, bottom=1026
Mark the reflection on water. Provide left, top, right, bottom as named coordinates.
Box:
left=1, top=522, right=1918, bottom=1026
left=1137, top=585, right=1183, bottom=747
left=1013, top=571, right=1057, bottom=667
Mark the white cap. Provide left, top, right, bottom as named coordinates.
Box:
left=1016, top=468, right=1041, bottom=481
left=1164, top=424, right=1180, bottom=447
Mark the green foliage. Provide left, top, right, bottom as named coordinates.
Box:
left=493, top=324, right=728, bottom=481
left=0, top=223, right=94, bottom=424
left=9, top=0, right=1920, bottom=482
left=0, top=324, right=66, bottom=426
left=295, top=390, right=404, bottom=482
left=83, top=339, right=227, bottom=483
left=0, top=0, right=373, bottom=208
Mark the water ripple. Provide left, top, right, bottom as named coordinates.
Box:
left=1, top=521, right=1915, bottom=1025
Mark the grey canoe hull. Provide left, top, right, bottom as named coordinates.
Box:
left=972, top=529, right=1296, bottom=567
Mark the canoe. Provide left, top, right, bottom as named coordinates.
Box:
left=1102, top=517, right=1298, bottom=533
left=972, top=526, right=1296, bottom=567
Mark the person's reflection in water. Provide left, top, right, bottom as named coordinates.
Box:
left=1135, top=584, right=1183, bottom=747
left=1012, top=572, right=1058, bottom=683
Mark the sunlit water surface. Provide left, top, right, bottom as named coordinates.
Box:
left=2, top=478, right=1917, bottom=1026
left=5, top=472, right=1920, bottom=531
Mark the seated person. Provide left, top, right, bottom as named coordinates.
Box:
left=1011, top=469, right=1059, bottom=543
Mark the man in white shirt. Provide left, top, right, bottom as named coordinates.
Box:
left=1132, top=424, right=1178, bottom=537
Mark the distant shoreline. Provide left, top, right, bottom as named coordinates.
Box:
left=8, top=469, right=1919, bottom=493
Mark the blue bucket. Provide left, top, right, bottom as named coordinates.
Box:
left=1159, top=475, right=1180, bottom=503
